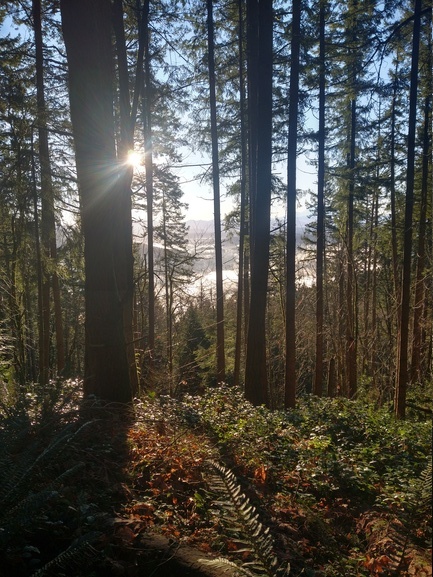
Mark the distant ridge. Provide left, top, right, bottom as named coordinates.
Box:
left=186, top=215, right=311, bottom=242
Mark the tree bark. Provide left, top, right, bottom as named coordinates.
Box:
left=60, top=0, right=132, bottom=402
left=346, top=95, right=357, bottom=399
left=389, top=65, right=400, bottom=308
left=395, top=0, right=422, bottom=419
left=411, top=92, right=430, bottom=383
left=207, top=0, right=226, bottom=383
left=234, top=0, right=246, bottom=388
left=246, top=0, right=259, bottom=249
left=140, top=0, right=156, bottom=384
left=33, top=0, right=65, bottom=382
left=112, top=0, right=139, bottom=395
left=162, top=193, right=174, bottom=393
left=285, top=0, right=301, bottom=409
left=314, top=0, right=326, bottom=397
left=30, top=129, right=46, bottom=386
left=244, top=0, right=273, bottom=407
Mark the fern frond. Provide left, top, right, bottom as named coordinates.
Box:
left=30, top=531, right=101, bottom=577
left=0, top=420, right=94, bottom=510
left=207, top=461, right=290, bottom=577
left=0, top=436, right=41, bottom=504
left=419, top=456, right=432, bottom=507
left=47, top=462, right=86, bottom=490
left=34, top=420, right=95, bottom=469
left=0, top=490, right=59, bottom=545
left=199, top=556, right=256, bottom=576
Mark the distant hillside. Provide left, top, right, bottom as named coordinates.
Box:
left=136, top=217, right=312, bottom=288
left=186, top=220, right=239, bottom=273
left=186, top=216, right=311, bottom=272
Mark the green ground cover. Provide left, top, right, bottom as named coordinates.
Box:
left=0, top=382, right=431, bottom=576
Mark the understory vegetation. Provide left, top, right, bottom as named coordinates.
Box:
left=0, top=381, right=431, bottom=577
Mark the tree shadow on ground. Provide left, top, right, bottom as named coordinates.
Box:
left=77, top=400, right=239, bottom=577
left=0, top=389, right=137, bottom=577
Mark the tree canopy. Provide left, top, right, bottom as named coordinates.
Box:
left=0, top=0, right=431, bottom=417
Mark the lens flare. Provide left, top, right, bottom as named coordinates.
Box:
left=126, top=150, right=141, bottom=167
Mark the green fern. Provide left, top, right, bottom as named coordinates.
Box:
left=0, top=490, right=59, bottom=547
left=206, top=460, right=290, bottom=577
left=46, top=461, right=86, bottom=490
left=0, top=413, right=38, bottom=498
left=406, top=454, right=433, bottom=518
left=0, top=407, right=99, bottom=576
left=199, top=556, right=256, bottom=576
left=0, top=420, right=94, bottom=512
left=30, top=531, right=101, bottom=577
left=419, top=456, right=432, bottom=508
left=0, top=461, right=87, bottom=541
left=398, top=454, right=433, bottom=549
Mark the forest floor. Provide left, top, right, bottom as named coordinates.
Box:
left=0, top=383, right=432, bottom=577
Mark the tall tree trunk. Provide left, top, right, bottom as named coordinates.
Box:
left=346, top=96, right=357, bottom=398
left=242, top=0, right=252, bottom=372
left=234, top=0, right=246, bottom=387
left=243, top=240, right=250, bottom=358
left=60, top=0, right=132, bottom=402
left=52, top=273, right=65, bottom=375
left=33, top=0, right=65, bottom=381
left=246, top=0, right=259, bottom=247
left=390, top=65, right=400, bottom=307
left=244, top=0, right=273, bottom=406
left=389, top=62, right=401, bottom=395
left=370, top=190, right=379, bottom=391
left=207, top=0, right=225, bottom=383
left=337, top=251, right=346, bottom=394
left=30, top=129, right=45, bottom=385
left=364, top=107, right=381, bottom=383
left=112, top=0, right=139, bottom=395
left=141, top=0, right=156, bottom=383
left=285, top=0, right=301, bottom=409
left=314, top=0, right=326, bottom=397
left=395, top=0, right=422, bottom=419
left=162, top=193, right=174, bottom=393
left=411, top=92, right=431, bottom=383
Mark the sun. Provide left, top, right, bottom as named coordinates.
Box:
left=126, top=150, right=142, bottom=168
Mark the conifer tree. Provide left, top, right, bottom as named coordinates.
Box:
left=32, top=0, right=65, bottom=383
left=395, top=0, right=423, bottom=419
left=60, top=0, right=133, bottom=402
left=244, top=0, right=273, bottom=407
left=284, top=0, right=301, bottom=409
left=313, top=0, right=326, bottom=398
left=207, top=0, right=226, bottom=383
